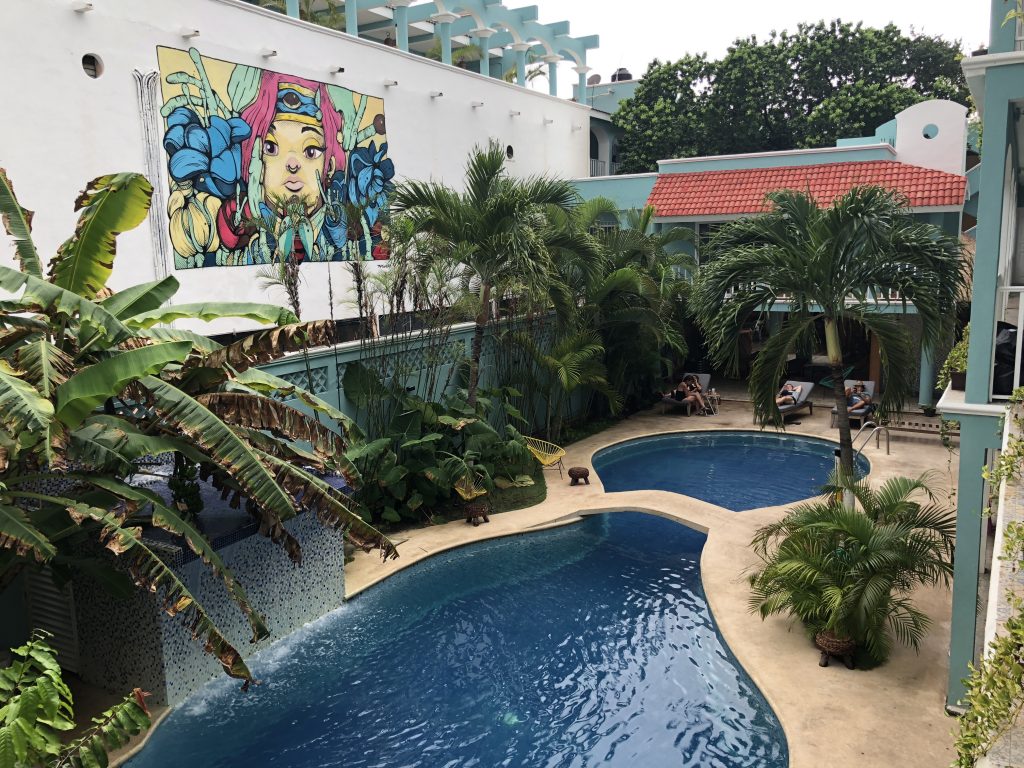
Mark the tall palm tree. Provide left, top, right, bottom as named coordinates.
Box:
left=692, top=187, right=966, bottom=472
left=391, top=142, right=579, bottom=406
left=748, top=473, right=955, bottom=666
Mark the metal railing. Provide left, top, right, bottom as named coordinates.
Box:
left=852, top=420, right=890, bottom=462
left=589, top=158, right=606, bottom=176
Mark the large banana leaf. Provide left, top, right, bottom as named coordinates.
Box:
left=230, top=367, right=363, bottom=441
left=0, top=361, right=54, bottom=453
left=61, top=500, right=254, bottom=688
left=139, top=376, right=303, bottom=562
left=54, top=342, right=192, bottom=429
left=0, top=503, right=57, bottom=562
left=84, top=477, right=271, bottom=644
left=0, top=266, right=133, bottom=344
left=197, top=392, right=349, bottom=467
left=255, top=449, right=397, bottom=560
left=70, top=414, right=208, bottom=473
left=100, top=276, right=180, bottom=320
left=136, top=326, right=223, bottom=354
left=50, top=173, right=154, bottom=299
left=0, top=168, right=41, bottom=278
left=125, top=303, right=299, bottom=329
left=194, top=320, right=335, bottom=375
left=15, top=339, right=74, bottom=399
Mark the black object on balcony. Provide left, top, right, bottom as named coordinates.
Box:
left=993, top=321, right=1022, bottom=395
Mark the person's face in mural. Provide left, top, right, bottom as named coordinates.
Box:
left=262, top=120, right=326, bottom=213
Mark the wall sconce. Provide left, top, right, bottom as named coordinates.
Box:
left=71, top=0, right=93, bottom=12
left=179, top=28, right=201, bottom=39
left=571, top=124, right=583, bottom=131
left=384, top=79, right=398, bottom=88
left=261, top=48, right=278, bottom=58
left=509, top=110, right=521, bottom=117
left=331, top=66, right=346, bottom=74
left=471, top=101, right=484, bottom=108
left=543, top=118, right=554, bottom=125
left=430, top=91, right=443, bottom=99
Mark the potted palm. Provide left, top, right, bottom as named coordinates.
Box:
left=748, top=473, right=955, bottom=668
left=939, top=324, right=970, bottom=391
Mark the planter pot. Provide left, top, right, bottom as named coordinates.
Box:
left=950, top=371, right=967, bottom=391
left=814, top=630, right=856, bottom=669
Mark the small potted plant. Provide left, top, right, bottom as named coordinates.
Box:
left=938, top=324, right=969, bottom=391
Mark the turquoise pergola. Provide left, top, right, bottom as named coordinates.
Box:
left=280, top=0, right=598, bottom=101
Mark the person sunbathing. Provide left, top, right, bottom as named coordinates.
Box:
left=776, top=383, right=801, bottom=406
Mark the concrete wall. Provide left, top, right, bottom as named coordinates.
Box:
left=0, top=0, right=590, bottom=334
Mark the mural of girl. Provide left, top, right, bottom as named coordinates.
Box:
left=158, top=47, right=394, bottom=269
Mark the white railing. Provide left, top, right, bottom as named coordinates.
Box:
left=994, top=286, right=1024, bottom=399
left=590, top=158, right=606, bottom=176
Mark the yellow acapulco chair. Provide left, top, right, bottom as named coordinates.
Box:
left=524, top=436, right=566, bottom=478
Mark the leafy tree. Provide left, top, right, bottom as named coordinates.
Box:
left=610, top=56, right=711, bottom=174
left=691, top=187, right=966, bottom=473
left=0, top=168, right=395, bottom=690
left=613, top=21, right=969, bottom=167
left=748, top=473, right=955, bottom=667
left=0, top=632, right=151, bottom=768
left=390, top=142, right=579, bottom=407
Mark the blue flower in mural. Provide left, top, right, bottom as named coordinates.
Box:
left=346, top=141, right=395, bottom=227
left=163, top=107, right=251, bottom=199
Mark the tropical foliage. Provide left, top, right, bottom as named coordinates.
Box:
left=748, top=473, right=955, bottom=666
left=0, top=632, right=151, bottom=768
left=0, top=168, right=394, bottom=690
left=692, top=187, right=966, bottom=472
left=613, top=20, right=968, bottom=172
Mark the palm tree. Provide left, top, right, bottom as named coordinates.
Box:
left=692, top=187, right=966, bottom=472
left=748, top=473, right=955, bottom=667
left=390, top=142, right=579, bottom=407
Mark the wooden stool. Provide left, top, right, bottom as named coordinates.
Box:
left=568, top=467, right=590, bottom=486
left=465, top=501, right=490, bottom=526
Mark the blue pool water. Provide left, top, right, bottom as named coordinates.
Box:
left=594, top=431, right=869, bottom=511
left=129, top=513, right=787, bottom=768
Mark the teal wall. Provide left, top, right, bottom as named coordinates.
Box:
left=657, top=146, right=893, bottom=174
left=573, top=79, right=639, bottom=114
left=573, top=173, right=656, bottom=211
left=991, top=0, right=1018, bottom=53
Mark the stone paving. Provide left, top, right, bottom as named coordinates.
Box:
left=347, top=395, right=963, bottom=768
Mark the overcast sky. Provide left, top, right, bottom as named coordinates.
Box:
left=523, top=0, right=992, bottom=98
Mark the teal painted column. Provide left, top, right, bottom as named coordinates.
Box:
left=574, top=65, right=590, bottom=105
left=543, top=54, right=560, bottom=96
left=964, top=67, right=1024, bottom=404
left=285, top=0, right=299, bottom=17
left=392, top=0, right=411, bottom=52
left=432, top=13, right=457, bottom=66
left=346, top=2, right=358, bottom=36
left=918, top=349, right=936, bottom=407
left=471, top=28, right=494, bottom=76
left=991, top=0, right=1017, bottom=53
left=512, top=43, right=530, bottom=86
left=946, top=413, right=1002, bottom=708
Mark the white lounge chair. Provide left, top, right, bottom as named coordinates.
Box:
left=830, top=380, right=877, bottom=428
left=660, top=373, right=712, bottom=416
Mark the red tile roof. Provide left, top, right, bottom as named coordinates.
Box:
left=646, top=160, right=966, bottom=218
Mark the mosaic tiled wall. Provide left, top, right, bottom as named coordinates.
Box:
left=73, top=511, right=346, bottom=707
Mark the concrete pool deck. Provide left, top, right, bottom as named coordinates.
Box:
left=347, top=398, right=962, bottom=768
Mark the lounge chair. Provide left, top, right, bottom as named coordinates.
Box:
left=830, top=380, right=877, bottom=428
left=524, top=436, right=566, bottom=478
left=756, top=380, right=814, bottom=423
left=659, top=372, right=712, bottom=416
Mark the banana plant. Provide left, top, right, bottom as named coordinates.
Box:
left=0, top=168, right=396, bottom=690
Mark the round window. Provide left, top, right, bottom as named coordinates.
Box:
left=506, top=145, right=514, bottom=160
left=82, top=53, right=103, bottom=78
left=922, top=123, right=939, bottom=140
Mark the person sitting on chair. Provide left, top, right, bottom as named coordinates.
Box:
left=847, top=381, right=872, bottom=413
left=662, top=377, right=701, bottom=413
left=683, top=374, right=712, bottom=415
left=776, top=383, right=801, bottom=406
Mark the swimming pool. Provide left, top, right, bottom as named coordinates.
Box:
left=593, top=431, right=869, bottom=511
left=128, top=513, right=787, bottom=768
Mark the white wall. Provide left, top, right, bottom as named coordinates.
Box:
left=894, top=99, right=968, bottom=176
left=0, top=0, right=590, bottom=332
